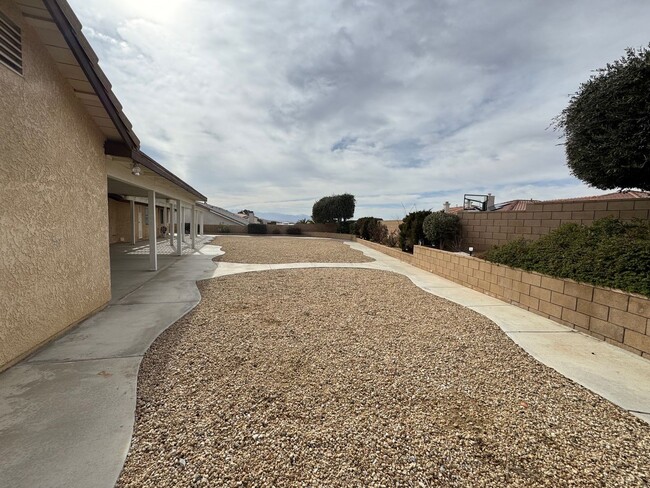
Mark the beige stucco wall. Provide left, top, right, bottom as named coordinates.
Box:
left=108, top=200, right=168, bottom=244
left=108, top=199, right=132, bottom=243
left=0, top=0, right=111, bottom=370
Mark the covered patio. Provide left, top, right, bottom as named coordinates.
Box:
left=105, top=145, right=208, bottom=280
left=109, top=235, right=214, bottom=303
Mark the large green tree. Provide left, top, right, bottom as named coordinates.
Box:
left=554, top=44, right=650, bottom=191
left=311, top=193, right=356, bottom=223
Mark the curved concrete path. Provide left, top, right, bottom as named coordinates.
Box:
left=1, top=238, right=649, bottom=488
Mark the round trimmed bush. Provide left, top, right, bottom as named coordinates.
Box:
left=422, top=212, right=461, bottom=250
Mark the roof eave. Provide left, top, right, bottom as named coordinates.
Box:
left=42, top=0, right=140, bottom=147
left=132, top=150, right=207, bottom=202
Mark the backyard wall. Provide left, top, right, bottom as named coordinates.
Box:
left=205, top=223, right=338, bottom=235
left=382, top=220, right=401, bottom=235
left=357, top=241, right=650, bottom=358
left=0, top=0, right=111, bottom=371
left=294, top=223, right=337, bottom=233
left=459, top=198, right=650, bottom=251
left=203, top=225, right=248, bottom=234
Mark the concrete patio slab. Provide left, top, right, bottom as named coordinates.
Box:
left=117, top=279, right=202, bottom=305
left=468, top=303, right=574, bottom=333
left=0, top=357, right=139, bottom=488
left=27, top=302, right=195, bottom=362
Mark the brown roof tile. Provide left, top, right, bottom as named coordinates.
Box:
left=540, top=190, right=650, bottom=203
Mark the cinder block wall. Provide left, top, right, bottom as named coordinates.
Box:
left=459, top=199, right=650, bottom=251
left=203, top=224, right=247, bottom=234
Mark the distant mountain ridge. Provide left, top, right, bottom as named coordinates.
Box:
left=236, top=211, right=311, bottom=223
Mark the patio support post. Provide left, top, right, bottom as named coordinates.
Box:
left=130, top=200, right=136, bottom=244
left=165, top=201, right=170, bottom=237
left=181, top=206, right=186, bottom=243
left=200, top=212, right=204, bottom=236
left=176, top=199, right=182, bottom=256
left=148, top=190, right=158, bottom=271
left=191, top=204, right=196, bottom=249
left=170, top=201, right=175, bottom=246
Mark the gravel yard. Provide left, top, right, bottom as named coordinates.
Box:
left=118, top=267, right=650, bottom=487
left=211, top=236, right=374, bottom=263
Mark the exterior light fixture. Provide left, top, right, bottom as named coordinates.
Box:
left=468, top=246, right=474, bottom=256
left=131, top=163, right=141, bottom=176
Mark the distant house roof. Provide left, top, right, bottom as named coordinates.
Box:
left=198, top=203, right=248, bottom=225
left=446, top=206, right=465, bottom=214
left=539, top=190, right=650, bottom=203
left=448, top=190, right=649, bottom=214
left=492, top=199, right=539, bottom=212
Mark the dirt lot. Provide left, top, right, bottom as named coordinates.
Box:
left=211, top=236, right=374, bottom=264
left=118, top=264, right=650, bottom=487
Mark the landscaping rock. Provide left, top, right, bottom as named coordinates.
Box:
left=117, top=263, right=650, bottom=487
left=211, top=236, right=374, bottom=264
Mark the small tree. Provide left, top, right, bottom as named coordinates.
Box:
left=554, top=44, right=650, bottom=191
left=423, top=212, right=461, bottom=250
left=398, top=210, right=432, bottom=253
left=353, top=217, right=386, bottom=242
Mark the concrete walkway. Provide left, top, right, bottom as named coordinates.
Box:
left=1, top=238, right=649, bottom=488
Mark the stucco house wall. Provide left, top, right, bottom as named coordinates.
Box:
left=0, top=0, right=111, bottom=370
left=108, top=199, right=166, bottom=244
left=108, top=199, right=132, bottom=244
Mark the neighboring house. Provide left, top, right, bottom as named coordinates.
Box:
left=445, top=191, right=650, bottom=213
left=237, top=210, right=265, bottom=224
left=0, top=0, right=207, bottom=371
left=198, top=202, right=248, bottom=226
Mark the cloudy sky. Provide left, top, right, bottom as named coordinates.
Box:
left=69, top=0, right=650, bottom=220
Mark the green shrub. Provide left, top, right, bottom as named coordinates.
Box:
left=484, top=217, right=650, bottom=296
left=216, top=225, right=231, bottom=233
left=399, top=210, right=432, bottom=253
left=271, top=228, right=281, bottom=234
left=422, top=212, right=462, bottom=250
left=247, top=223, right=267, bottom=234
left=286, top=226, right=302, bottom=235
left=381, top=229, right=399, bottom=248
left=337, top=220, right=354, bottom=234
left=353, top=217, right=387, bottom=242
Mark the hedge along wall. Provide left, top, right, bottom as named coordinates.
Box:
left=459, top=198, right=650, bottom=251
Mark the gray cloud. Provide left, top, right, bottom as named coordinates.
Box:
left=70, top=0, right=650, bottom=217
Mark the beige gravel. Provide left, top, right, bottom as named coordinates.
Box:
left=118, top=268, right=650, bottom=487
left=211, top=236, right=374, bottom=263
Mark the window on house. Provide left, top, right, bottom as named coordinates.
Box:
left=0, top=11, right=22, bottom=75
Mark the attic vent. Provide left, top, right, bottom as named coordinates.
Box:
left=0, top=11, right=22, bottom=75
